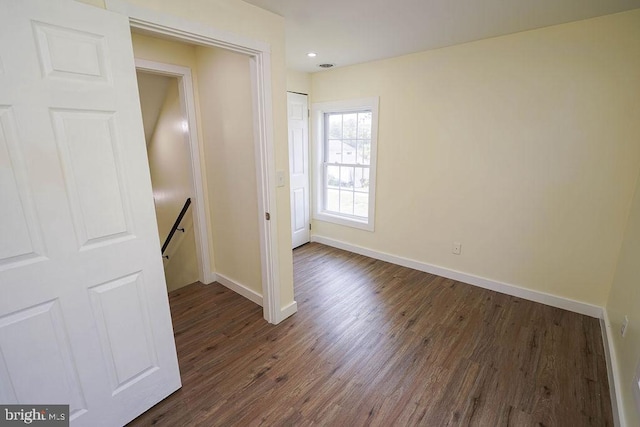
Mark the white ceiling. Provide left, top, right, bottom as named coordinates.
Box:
left=242, top=0, right=640, bottom=73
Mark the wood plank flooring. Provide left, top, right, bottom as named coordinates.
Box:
left=128, top=242, right=613, bottom=426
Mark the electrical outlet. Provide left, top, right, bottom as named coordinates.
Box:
left=452, top=242, right=462, bottom=255
left=621, top=315, right=629, bottom=337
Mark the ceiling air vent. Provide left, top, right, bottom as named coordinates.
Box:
left=318, top=63, right=334, bottom=68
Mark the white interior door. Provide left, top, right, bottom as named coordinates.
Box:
left=288, top=92, right=310, bottom=249
left=0, top=0, right=181, bottom=425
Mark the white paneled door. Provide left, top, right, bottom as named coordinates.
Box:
left=0, top=0, right=181, bottom=425
left=287, top=92, right=310, bottom=248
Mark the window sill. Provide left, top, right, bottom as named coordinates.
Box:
left=314, top=211, right=374, bottom=232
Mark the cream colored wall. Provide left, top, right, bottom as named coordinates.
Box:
left=607, top=169, right=640, bottom=426
left=310, top=10, right=640, bottom=307
left=196, top=46, right=263, bottom=294
left=145, top=79, right=187, bottom=240
left=287, top=70, right=311, bottom=95
left=164, top=214, right=200, bottom=292
left=143, top=77, right=199, bottom=291
left=131, top=33, right=200, bottom=70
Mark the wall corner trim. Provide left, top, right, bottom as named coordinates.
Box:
left=602, top=309, right=626, bottom=427
left=203, top=270, right=217, bottom=285
left=310, top=235, right=604, bottom=318
left=215, top=273, right=264, bottom=307
left=278, top=301, right=298, bottom=324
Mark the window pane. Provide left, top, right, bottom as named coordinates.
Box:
left=326, top=188, right=339, bottom=212
left=354, top=167, right=367, bottom=190
left=354, top=192, right=369, bottom=218
left=356, top=140, right=369, bottom=165
left=342, top=141, right=356, bottom=164
left=328, top=114, right=342, bottom=139
left=362, top=140, right=371, bottom=165
left=327, top=165, right=340, bottom=188
left=340, top=190, right=354, bottom=215
left=327, top=139, right=342, bottom=163
left=357, top=112, right=372, bottom=139
left=343, top=113, right=357, bottom=139
left=340, top=166, right=354, bottom=190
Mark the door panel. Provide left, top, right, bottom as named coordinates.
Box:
left=0, top=107, right=46, bottom=268
left=33, top=21, right=110, bottom=83
left=293, top=188, right=305, bottom=231
left=50, top=109, right=133, bottom=248
left=89, top=272, right=159, bottom=395
left=0, top=0, right=181, bottom=425
left=287, top=92, right=310, bottom=248
left=0, top=300, right=87, bottom=417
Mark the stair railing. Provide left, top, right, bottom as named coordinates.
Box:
left=161, top=197, right=191, bottom=259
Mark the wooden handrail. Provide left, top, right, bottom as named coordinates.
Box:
left=161, top=198, right=191, bottom=258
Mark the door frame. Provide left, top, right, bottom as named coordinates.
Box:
left=106, top=0, right=282, bottom=324
left=135, top=59, right=213, bottom=285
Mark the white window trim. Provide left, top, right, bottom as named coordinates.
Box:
left=312, top=97, right=379, bottom=231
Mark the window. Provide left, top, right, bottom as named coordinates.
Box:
left=312, top=98, right=379, bottom=231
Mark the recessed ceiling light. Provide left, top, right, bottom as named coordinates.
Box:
left=307, top=52, right=317, bottom=58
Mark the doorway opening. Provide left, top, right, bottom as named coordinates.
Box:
left=136, top=65, right=208, bottom=292
left=107, top=0, right=292, bottom=324
left=129, top=30, right=274, bottom=322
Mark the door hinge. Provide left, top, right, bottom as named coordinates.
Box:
left=265, top=212, right=271, bottom=221
left=309, top=223, right=311, bottom=230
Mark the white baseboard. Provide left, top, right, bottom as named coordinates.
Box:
left=214, top=273, right=263, bottom=307
left=202, top=270, right=217, bottom=285
left=310, top=235, right=603, bottom=319
left=602, top=309, right=625, bottom=427
left=277, top=301, right=298, bottom=323
left=208, top=273, right=297, bottom=323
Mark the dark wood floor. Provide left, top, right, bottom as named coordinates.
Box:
left=129, top=242, right=613, bottom=426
